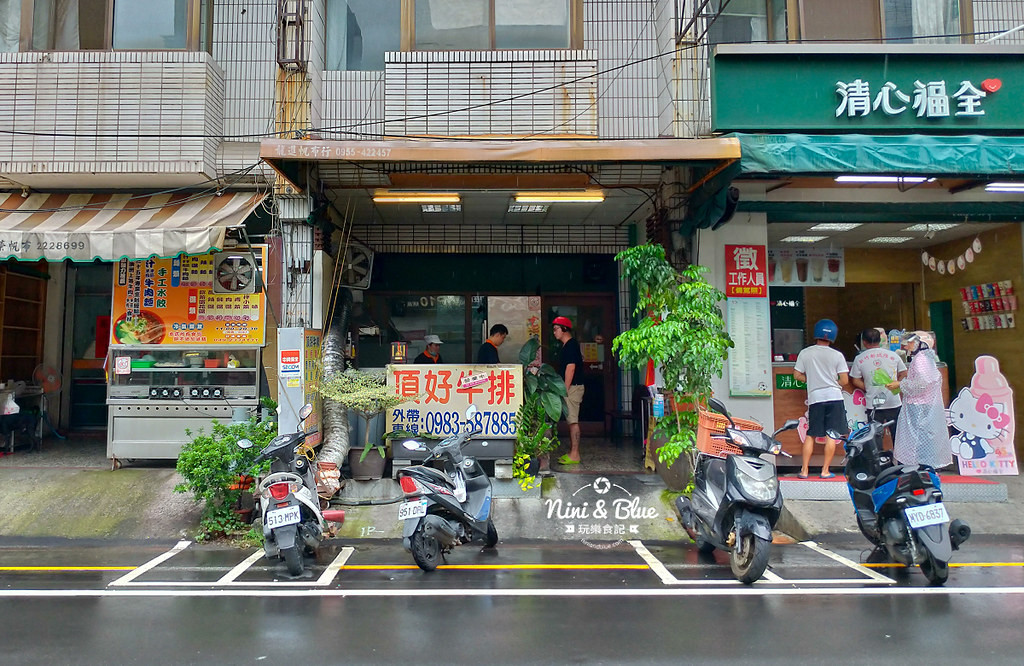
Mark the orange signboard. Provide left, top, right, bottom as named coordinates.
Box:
left=110, top=248, right=267, bottom=346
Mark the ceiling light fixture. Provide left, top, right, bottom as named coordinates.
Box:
left=808, top=223, right=862, bottom=232
left=779, top=235, right=827, bottom=243
left=514, top=190, right=605, bottom=203
left=985, top=182, right=1024, bottom=193
left=373, top=191, right=461, bottom=204
left=867, top=237, right=914, bottom=244
left=835, top=176, right=935, bottom=184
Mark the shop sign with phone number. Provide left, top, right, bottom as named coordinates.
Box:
left=386, top=365, right=523, bottom=439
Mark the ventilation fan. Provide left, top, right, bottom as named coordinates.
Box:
left=32, top=364, right=62, bottom=395
left=341, top=241, right=374, bottom=290
left=213, top=251, right=259, bottom=294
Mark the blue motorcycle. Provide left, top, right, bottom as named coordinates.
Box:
left=834, top=419, right=970, bottom=585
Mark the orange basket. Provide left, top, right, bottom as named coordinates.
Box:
left=696, top=410, right=764, bottom=458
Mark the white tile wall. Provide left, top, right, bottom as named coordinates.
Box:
left=212, top=0, right=278, bottom=145
left=0, top=52, right=224, bottom=179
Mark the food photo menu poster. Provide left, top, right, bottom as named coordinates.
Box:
left=767, top=248, right=845, bottom=287
left=110, top=248, right=268, bottom=346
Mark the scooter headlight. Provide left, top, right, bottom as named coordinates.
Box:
left=736, top=472, right=777, bottom=503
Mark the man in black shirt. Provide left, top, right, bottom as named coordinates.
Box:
left=477, top=324, right=508, bottom=363
left=414, top=335, right=444, bottom=364
left=553, top=316, right=584, bottom=465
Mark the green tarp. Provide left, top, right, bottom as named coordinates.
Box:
left=732, top=134, right=1024, bottom=177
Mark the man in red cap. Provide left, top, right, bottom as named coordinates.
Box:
left=553, top=316, right=584, bottom=465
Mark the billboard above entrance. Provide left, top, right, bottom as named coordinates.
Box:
left=711, top=45, right=1024, bottom=133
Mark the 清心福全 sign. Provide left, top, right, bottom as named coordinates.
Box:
left=836, top=78, right=993, bottom=119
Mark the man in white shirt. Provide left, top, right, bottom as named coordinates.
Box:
left=793, top=319, right=849, bottom=479
left=849, top=328, right=907, bottom=442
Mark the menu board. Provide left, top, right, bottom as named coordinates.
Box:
left=768, top=248, right=845, bottom=287
left=727, top=298, right=772, bottom=397
left=111, top=248, right=267, bottom=346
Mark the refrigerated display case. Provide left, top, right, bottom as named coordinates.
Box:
left=106, top=345, right=261, bottom=463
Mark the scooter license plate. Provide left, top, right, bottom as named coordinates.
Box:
left=904, top=502, right=949, bottom=529
left=266, top=505, right=301, bottom=529
left=398, top=499, right=428, bottom=521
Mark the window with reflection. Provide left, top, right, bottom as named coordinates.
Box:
left=705, top=0, right=788, bottom=45
left=326, top=0, right=401, bottom=70
left=883, top=0, right=961, bottom=44
left=412, top=0, right=574, bottom=51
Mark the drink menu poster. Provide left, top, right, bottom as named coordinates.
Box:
left=111, top=248, right=267, bottom=346
left=768, top=248, right=845, bottom=287
left=727, top=298, right=773, bottom=397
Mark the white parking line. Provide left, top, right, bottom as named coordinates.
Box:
left=801, top=541, right=896, bottom=584
left=629, top=539, right=792, bottom=585
left=317, top=547, right=355, bottom=586
left=218, top=550, right=265, bottom=584
left=109, top=541, right=191, bottom=587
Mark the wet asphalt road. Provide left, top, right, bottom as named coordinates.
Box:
left=1, top=535, right=1023, bottom=665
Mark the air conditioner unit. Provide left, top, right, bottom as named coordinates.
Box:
left=213, top=251, right=259, bottom=294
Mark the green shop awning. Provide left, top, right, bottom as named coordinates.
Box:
left=732, top=134, right=1024, bottom=178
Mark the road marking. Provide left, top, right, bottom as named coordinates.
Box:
left=3, top=586, right=1024, bottom=598
left=800, top=541, right=895, bottom=584
left=629, top=539, right=797, bottom=585
left=340, top=564, right=650, bottom=571
left=317, top=547, right=354, bottom=585
left=218, top=550, right=266, bottom=584
left=108, top=540, right=190, bottom=587
left=628, top=540, right=678, bottom=585
left=865, top=562, right=1024, bottom=569
left=0, top=566, right=135, bottom=572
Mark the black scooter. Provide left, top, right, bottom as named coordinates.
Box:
left=676, top=398, right=799, bottom=583
left=836, top=419, right=970, bottom=585
left=396, top=404, right=498, bottom=571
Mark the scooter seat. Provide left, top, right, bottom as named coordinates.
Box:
left=874, top=464, right=912, bottom=488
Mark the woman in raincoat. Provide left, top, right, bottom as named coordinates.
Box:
left=894, top=346, right=952, bottom=469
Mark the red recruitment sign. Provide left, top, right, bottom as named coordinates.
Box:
left=725, top=244, right=768, bottom=298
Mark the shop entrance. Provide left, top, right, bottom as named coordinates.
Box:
left=545, top=296, right=617, bottom=437
left=64, top=263, right=113, bottom=430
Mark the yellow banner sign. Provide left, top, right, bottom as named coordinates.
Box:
left=110, top=248, right=267, bottom=346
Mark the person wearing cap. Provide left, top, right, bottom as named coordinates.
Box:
left=414, top=335, right=444, bottom=364
left=553, top=316, right=585, bottom=465
left=793, top=319, right=849, bottom=479
left=477, top=324, right=508, bottom=364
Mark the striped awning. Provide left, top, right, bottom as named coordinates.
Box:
left=0, top=191, right=267, bottom=262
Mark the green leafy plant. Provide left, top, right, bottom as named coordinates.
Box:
left=175, top=417, right=276, bottom=540
left=511, top=337, right=566, bottom=488
left=613, top=244, right=733, bottom=464
left=318, top=368, right=407, bottom=462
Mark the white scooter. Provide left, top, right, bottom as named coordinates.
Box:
left=238, top=404, right=345, bottom=575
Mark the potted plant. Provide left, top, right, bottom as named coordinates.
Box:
left=511, top=336, right=566, bottom=489
left=175, top=416, right=276, bottom=540
left=317, top=367, right=405, bottom=480
left=612, top=243, right=733, bottom=490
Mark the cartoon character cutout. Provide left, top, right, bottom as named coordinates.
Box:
left=947, top=387, right=1010, bottom=460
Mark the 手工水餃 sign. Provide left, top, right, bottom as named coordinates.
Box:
left=387, top=365, right=524, bottom=439
left=110, top=249, right=267, bottom=346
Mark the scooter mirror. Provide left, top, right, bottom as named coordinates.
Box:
left=708, top=397, right=730, bottom=418
left=236, top=438, right=254, bottom=449
left=825, top=429, right=845, bottom=441
left=401, top=439, right=427, bottom=452
left=781, top=419, right=800, bottom=431
left=298, top=403, right=314, bottom=421
left=465, top=404, right=478, bottom=421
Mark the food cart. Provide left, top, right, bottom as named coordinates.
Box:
left=105, top=248, right=267, bottom=464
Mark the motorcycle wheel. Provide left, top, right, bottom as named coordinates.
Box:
left=920, top=554, right=949, bottom=586
left=281, top=545, right=303, bottom=576
left=411, top=527, right=442, bottom=572
left=730, top=534, right=771, bottom=584
left=485, top=519, right=498, bottom=548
